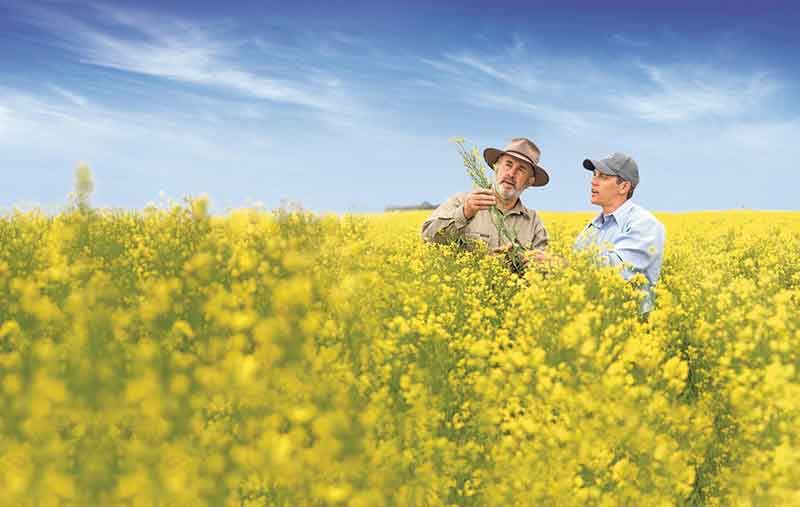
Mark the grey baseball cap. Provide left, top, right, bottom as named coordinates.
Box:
left=583, top=153, right=639, bottom=187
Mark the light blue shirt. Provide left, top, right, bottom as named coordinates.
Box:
left=575, top=200, right=666, bottom=313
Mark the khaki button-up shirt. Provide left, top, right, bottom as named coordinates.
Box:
left=421, top=192, right=548, bottom=250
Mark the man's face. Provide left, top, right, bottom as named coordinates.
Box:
left=495, top=154, right=533, bottom=200
left=590, top=169, right=629, bottom=207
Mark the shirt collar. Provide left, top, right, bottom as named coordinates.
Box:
left=593, top=199, right=635, bottom=226
left=505, top=198, right=532, bottom=219
left=608, top=199, right=635, bottom=221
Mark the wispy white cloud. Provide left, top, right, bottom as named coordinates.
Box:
left=610, top=33, right=649, bottom=48
left=443, top=53, right=518, bottom=86
left=0, top=105, right=11, bottom=135
left=507, top=34, right=527, bottom=56
left=619, top=63, right=779, bottom=122
left=21, top=4, right=348, bottom=113
left=329, top=31, right=372, bottom=48
left=718, top=119, right=800, bottom=152
left=48, top=84, right=89, bottom=108
left=419, top=45, right=590, bottom=130
left=421, top=57, right=464, bottom=76
left=436, top=51, right=544, bottom=92
left=408, top=78, right=437, bottom=89
left=0, top=85, right=287, bottom=184
left=0, top=89, right=86, bottom=130
left=469, top=92, right=589, bottom=132
left=421, top=36, right=784, bottom=131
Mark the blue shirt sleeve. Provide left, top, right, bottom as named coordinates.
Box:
left=599, top=215, right=665, bottom=283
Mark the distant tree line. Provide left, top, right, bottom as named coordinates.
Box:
left=385, top=201, right=437, bottom=212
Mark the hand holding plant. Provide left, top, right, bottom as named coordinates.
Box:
left=451, top=137, right=527, bottom=273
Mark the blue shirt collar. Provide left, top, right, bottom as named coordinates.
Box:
left=593, top=199, right=635, bottom=226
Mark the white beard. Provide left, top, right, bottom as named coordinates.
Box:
left=494, top=181, right=522, bottom=201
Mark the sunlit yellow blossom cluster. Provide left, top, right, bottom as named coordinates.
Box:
left=0, top=204, right=798, bottom=507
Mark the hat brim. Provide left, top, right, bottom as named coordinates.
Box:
left=484, top=148, right=550, bottom=187
left=583, top=158, right=616, bottom=176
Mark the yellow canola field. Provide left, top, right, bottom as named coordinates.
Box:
left=0, top=205, right=798, bottom=507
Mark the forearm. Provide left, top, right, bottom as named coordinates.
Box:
left=529, top=235, right=548, bottom=250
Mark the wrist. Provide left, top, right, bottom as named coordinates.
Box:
left=462, top=203, right=475, bottom=220
left=456, top=205, right=472, bottom=227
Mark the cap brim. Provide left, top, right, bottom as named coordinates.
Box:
left=484, top=148, right=550, bottom=187
left=583, top=158, right=615, bottom=176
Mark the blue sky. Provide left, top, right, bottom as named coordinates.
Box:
left=1, top=0, right=799, bottom=212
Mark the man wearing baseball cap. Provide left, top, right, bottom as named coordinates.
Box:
left=575, top=153, right=665, bottom=314
left=422, top=137, right=549, bottom=254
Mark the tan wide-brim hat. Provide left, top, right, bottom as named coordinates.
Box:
left=484, top=137, right=550, bottom=187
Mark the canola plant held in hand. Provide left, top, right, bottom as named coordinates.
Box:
left=0, top=201, right=798, bottom=507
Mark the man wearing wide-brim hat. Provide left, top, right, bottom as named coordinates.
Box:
left=422, top=137, right=549, bottom=253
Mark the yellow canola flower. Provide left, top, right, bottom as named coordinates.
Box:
left=0, top=206, right=798, bottom=507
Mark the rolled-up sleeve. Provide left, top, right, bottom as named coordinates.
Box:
left=421, top=194, right=470, bottom=244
